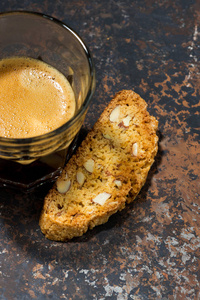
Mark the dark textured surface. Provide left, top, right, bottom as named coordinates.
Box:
left=0, top=1, right=200, bottom=299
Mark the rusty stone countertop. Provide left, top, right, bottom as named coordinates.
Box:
left=0, top=0, right=200, bottom=299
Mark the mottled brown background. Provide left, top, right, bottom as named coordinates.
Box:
left=0, top=0, right=200, bottom=299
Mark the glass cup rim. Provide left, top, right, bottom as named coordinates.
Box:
left=0, top=10, right=96, bottom=145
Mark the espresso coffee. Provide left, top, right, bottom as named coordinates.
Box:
left=0, top=57, right=76, bottom=138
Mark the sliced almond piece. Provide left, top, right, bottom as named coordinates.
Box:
left=76, top=171, right=85, bottom=186
left=114, top=180, right=122, bottom=187
left=108, top=201, right=118, bottom=207
left=103, top=133, right=111, bottom=140
left=122, top=115, right=132, bottom=127
left=132, top=142, right=138, bottom=156
left=109, top=105, right=120, bottom=122
left=83, top=159, right=94, bottom=173
left=92, top=192, right=111, bottom=205
left=57, top=179, right=71, bottom=194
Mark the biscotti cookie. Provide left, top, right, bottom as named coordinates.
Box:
left=39, top=90, right=158, bottom=241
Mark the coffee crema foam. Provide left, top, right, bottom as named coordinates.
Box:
left=0, top=57, right=76, bottom=138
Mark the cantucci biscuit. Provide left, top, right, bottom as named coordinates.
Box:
left=39, top=90, right=158, bottom=241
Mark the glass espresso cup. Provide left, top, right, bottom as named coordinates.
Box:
left=0, top=11, right=95, bottom=190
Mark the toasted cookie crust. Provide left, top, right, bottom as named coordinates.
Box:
left=39, top=90, right=158, bottom=241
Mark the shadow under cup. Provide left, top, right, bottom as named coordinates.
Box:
left=0, top=11, right=95, bottom=190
